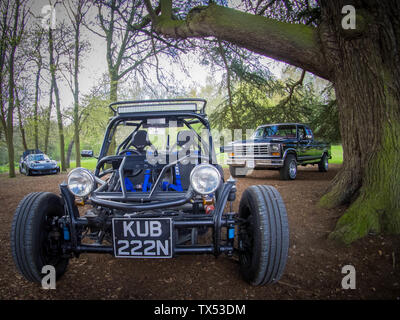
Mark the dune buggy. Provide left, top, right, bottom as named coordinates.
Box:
left=11, top=99, right=289, bottom=286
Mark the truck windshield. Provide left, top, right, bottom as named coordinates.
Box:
left=264, top=125, right=297, bottom=138
left=252, top=127, right=265, bottom=139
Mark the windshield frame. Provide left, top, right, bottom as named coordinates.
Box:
left=96, top=112, right=214, bottom=176
left=28, top=154, right=48, bottom=161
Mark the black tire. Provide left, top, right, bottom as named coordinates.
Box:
left=25, top=166, right=30, bottom=176
left=279, top=154, right=297, bottom=180
left=318, top=153, right=329, bottom=172
left=229, top=165, right=249, bottom=178
left=11, top=192, right=69, bottom=283
left=238, top=185, right=289, bottom=286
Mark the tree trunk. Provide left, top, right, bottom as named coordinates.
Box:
left=16, top=92, right=28, bottom=150
left=49, top=28, right=66, bottom=172
left=66, top=139, right=74, bottom=169
left=44, top=81, right=54, bottom=154
left=5, top=0, right=22, bottom=178
left=6, top=52, right=16, bottom=178
left=53, top=77, right=66, bottom=172
left=109, top=72, right=118, bottom=102
left=317, top=0, right=400, bottom=243
left=108, top=71, right=118, bottom=155
left=74, top=107, right=80, bottom=167
left=218, top=40, right=240, bottom=129
left=73, top=10, right=81, bottom=168
left=33, top=64, right=41, bottom=150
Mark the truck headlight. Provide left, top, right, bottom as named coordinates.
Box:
left=190, top=164, right=221, bottom=195
left=67, top=167, right=95, bottom=197
left=270, top=144, right=280, bottom=153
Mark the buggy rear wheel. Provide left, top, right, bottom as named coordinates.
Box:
left=11, top=192, right=69, bottom=283
left=238, top=185, right=289, bottom=286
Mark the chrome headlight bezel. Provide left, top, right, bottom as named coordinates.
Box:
left=190, top=164, right=221, bottom=195
left=67, top=167, right=96, bottom=198
left=270, top=143, right=280, bottom=153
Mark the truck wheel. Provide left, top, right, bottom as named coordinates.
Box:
left=229, top=166, right=248, bottom=178
left=279, top=154, right=297, bottom=180
left=238, top=185, right=289, bottom=286
left=318, top=153, right=329, bottom=172
left=11, top=192, right=69, bottom=283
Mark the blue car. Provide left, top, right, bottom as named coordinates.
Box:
left=19, top=150, right=60, bottom=176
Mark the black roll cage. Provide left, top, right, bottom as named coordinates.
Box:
left=96, top=99, right=213, bottom=178
left=88, top=99, right=218, bottom=209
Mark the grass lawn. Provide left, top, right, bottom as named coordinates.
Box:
left=0, top=158, right=98, bottom=174
left=69, top=158, right=98, bottom=171
left=330, top=144, right=343, bottom=164
left=0, top=145, right=344, bottom=174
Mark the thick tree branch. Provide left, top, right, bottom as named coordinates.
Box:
left=146, top=2, right=331, bottom=80
left=281, top=69, right=306, bottom=106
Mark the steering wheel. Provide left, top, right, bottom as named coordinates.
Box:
left=118, top=148, right=142, bottom=156
left=118, top=145, right=159, bottom=156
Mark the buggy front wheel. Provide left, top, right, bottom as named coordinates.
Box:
left=11, top=192, right=69, bottom=283
left=238, top=185, right=289, bottom=286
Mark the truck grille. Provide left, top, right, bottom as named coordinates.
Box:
left=233, top=144, right=269, bottom=156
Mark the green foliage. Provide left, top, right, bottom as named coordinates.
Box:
left=209, top=67, right=340, bottom=143
left=78, top=96, right=112, bottom=155
left=69, top=158, right=98, bottom=171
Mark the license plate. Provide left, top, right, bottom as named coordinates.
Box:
left=247, top=159, right=255, bottom=168
left=112, top=218, right=173, bottom=258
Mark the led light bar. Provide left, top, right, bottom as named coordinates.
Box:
left=118, top=103, right=198, bottom=114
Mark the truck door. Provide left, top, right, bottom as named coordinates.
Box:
left=297, top=125, right=314, bottom=160
left=305, top=126, right=322, bottom=159
left=304, top=126, right=319, bottom=159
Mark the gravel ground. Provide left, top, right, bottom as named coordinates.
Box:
left=0, top=165, right=399, bottom=300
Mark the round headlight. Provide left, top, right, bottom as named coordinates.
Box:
left=67, top=168, right=95, bottom=197
left=190, top=164, right=221, bottom=195
left=271, top=144, right=280, bottom=152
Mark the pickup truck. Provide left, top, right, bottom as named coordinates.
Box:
left=223, top=123, right=331, bottom=180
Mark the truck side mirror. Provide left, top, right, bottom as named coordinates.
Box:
left=81, top=150, right=94, bottom=158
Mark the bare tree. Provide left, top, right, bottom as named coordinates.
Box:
left=62, top=0, right=90, bottom=168
left=29, top=26, right=45, bottom=150
left=85, top=0, right=173, bottom=155
left=48, top=21, right=68, bottom=172
left=87, top=1, right=166, bottom=103
left=43, top=80, right=53, bottom=154
left=0, top=0, right=28, bottom=177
